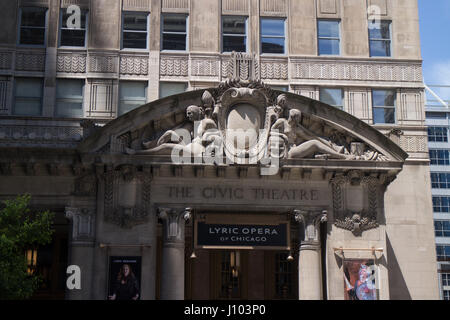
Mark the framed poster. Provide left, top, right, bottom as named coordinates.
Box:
left=108, top=256, right=142, bottom=300
left=343, top=259, right=378, bottom=300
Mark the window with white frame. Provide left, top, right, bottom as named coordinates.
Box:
left=429, top=150, right=450, bottom=165
left=122, top=12, right=149, bottom=49
left=320, top=88, right=343, bottom=110
left=162, top=14, right=187, bottom=51
left=159, top=82, right=187, bottom=99
left=431, top=173, right=450, bottom=189
left=444, top=290, right=450, bottom=300
left=428, top=127, right=448, bottom=142
left=13, top=78, right=43, bottom=116
left=222, top=16, right=247, bottom=53
left=260, top=18, right=285, bottom=54
left=436, top=245, right=450, bottom=262
left=119, top=81, right=148, bottom=116
left=60, top=9, right=88, bottom=47
left=435, top=220, right=450, bottom=237
left=433, top=196, right=450, bottom=213
left=372, top=89, right=396, bottom=124
left=318, top=20, right=340, bottom=56
left=56, top=79, right=84, bottom=118
left=442, top=273, right=450, bottom=287
left=369, top=21, right=391, bottom=57
left=19, top=7, right=47, bottom=46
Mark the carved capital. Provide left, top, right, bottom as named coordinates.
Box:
left=158, top=208, right=191, bottom=244
left=65, top=207, right=96, bottom=243
left=294, top=209, right=327, bottom=247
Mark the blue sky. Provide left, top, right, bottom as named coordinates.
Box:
left=418, top=0, right=450, bottom=86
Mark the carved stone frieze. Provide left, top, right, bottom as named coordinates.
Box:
left=103, top=165, right=152, bottom=228
left=57, top=53, right=87, bottom=73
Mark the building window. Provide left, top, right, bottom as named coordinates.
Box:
left=369, top=21, right=391, bottom=57
left=429, top=150, right=450, bottom=165
left=435, top=221, right=450, bottom=237
left=56, top=79, right=84, bottom=118
left=426, top=112, right=447, bottom=120
left=222, top=16, right=247, bottom=53
left=318, top=20, right=340, bottom=55
left=219, top=251, right=241, bottom=299
left=436, top=245, right=450, bottom=262
left=19, top=7, right=47, bottom=46
left=119, top=81, right=148, bottom=116
left=13, top=78, right=43, bottom=116
left=444, top=290, right=450, bottom=300
left=372, top=90, right=396, bottom=124
left=433, top=196, right=450, bottom=213
left=431, top=173, right=450, bottom=189
left=260, top=18, right=285, bottom=54
left=428, top=127, right=448, bottom=142
left=59, top=9, right=88, bottom=47
left=275, top=253, right=294, bottom=299
left=442, top=273, right=450, bottom=287
left=162, top=14, right=187, bottom=51
left=270, top=85, right=288, bottom=92
left=122, top=12, right=148, bottom=49
left=320, top=88, right=343, bottom=110
left=159, top=82, right=187, bottom=99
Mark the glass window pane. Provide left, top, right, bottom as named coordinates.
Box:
left=318, top=20, right=340, bottom=38
left=370, top=40, right=391, bottom=57
left=373, top=90, right=395, bottom=107
left=163, top=15, right=186, bottom=33
left=14, top=78, right=43, bottom=116
left=369, top=21, right=391, bottom=39
left=261, top=19, right=285, bottom=37
left=123, top=32, right=147, bottom=49
left=373, top=107, right=395, bottom=124
left=62, top=11, right=87, bottom=29
left=123, top=13, right=147, bottom=31
left=20, top=28, right=45, bottom=45
left=261, top=37, right=285, bottom=54
left=320, top=88, right=343, bottom=107
left=160, top=82, right=187, bottom=99
left=16, top=78, right=42, bottom=97
left=21, top=7, right=47, bottom=27
left=319, top=39, right=340, bottom=55
left=119, top=82, right=147, bottom=116
left=223, top=16, right=246, bottom=35
left=223, top=36, right=246, bottom=52
left=60, top=29, right=85, bottom=47
left=162, top=33, right=186, bottom=51
left=56, top=80, right=84, bottom=118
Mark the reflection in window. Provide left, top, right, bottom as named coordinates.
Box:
left=119, top=81, right=148, bottom=116
left=222, top=16, right=247, bottom=53
left=19, top=7, right=47, bottom=45
left=275, top=253, right=294, bottom=299
left=261, top=18, right=285, bottom=54
left=435, top=220, right=450, bottom=237
left=320, top=88, right=343, bottom=110
left=162, top=14, right=187, bottom=51
left=369, top=21, right=391, bottom=57
left=433, top=196, right=450, bottom=213
left=318, top=20, right=340, bottom=55
left=14, top=78, right=43, bottom=116
left=428, top=127, right=448, bottom=142
left=122, top=12, right=148, bottom=49
left=60, top=9, right=88, bottom=47
left=220, top=251, right=241, bottom=299
left=431, top=173, right=450, bottom=189
left=436, top=245, right=450, bottom=262
left=56, top=79, right=84, bottom=118
left=159, top=82, right=187, bottom=99
left=372, top=90, right=396, bottom=124
left=429, top=150, right=450, bottom=165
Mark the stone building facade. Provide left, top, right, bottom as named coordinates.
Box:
left=0, top=0, right=439, bottom=299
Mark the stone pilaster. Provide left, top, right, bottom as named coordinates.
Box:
left=294, top=209, right=327, bottom=300
left=158, top=207, right=192, bottom=300
left=65, top=207, right=96, bottom=300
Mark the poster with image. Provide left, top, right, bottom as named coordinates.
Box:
left=343, top=259, right=377, bottom=300
left=108, top=256, right=142, bottom=300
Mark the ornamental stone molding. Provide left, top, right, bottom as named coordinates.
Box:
left=65, top=207, right=96, bottom=243
left=294, top=209, right=328, bottom=249
left=158, top=207, right=192, bottom=243
left=102, top=165, right=152, bottom=229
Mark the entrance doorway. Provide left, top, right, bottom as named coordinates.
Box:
left=188, top=250, right=298, bottom=300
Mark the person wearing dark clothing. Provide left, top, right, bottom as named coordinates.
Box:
left=109, top=264, right=140, bottom=300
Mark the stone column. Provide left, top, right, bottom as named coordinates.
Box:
left=158, top=207, right=192, bottom=300
left=294, top=210, right=328, bottom=300
left=65, top=207, right=96, bottom=300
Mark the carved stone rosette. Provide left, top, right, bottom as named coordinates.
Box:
left=331, top=171, right=380, bottom=236
left=103, top=165, right=152, bottom=229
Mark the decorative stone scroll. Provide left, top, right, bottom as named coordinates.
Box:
left=103, top=165, right=152, bottom=228
left=331, top=171, right=382, bottom=235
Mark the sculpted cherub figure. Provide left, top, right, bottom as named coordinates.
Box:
left=125, top=105, right=219, bottom=156
left=270, top=109, right=353, bottom=160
